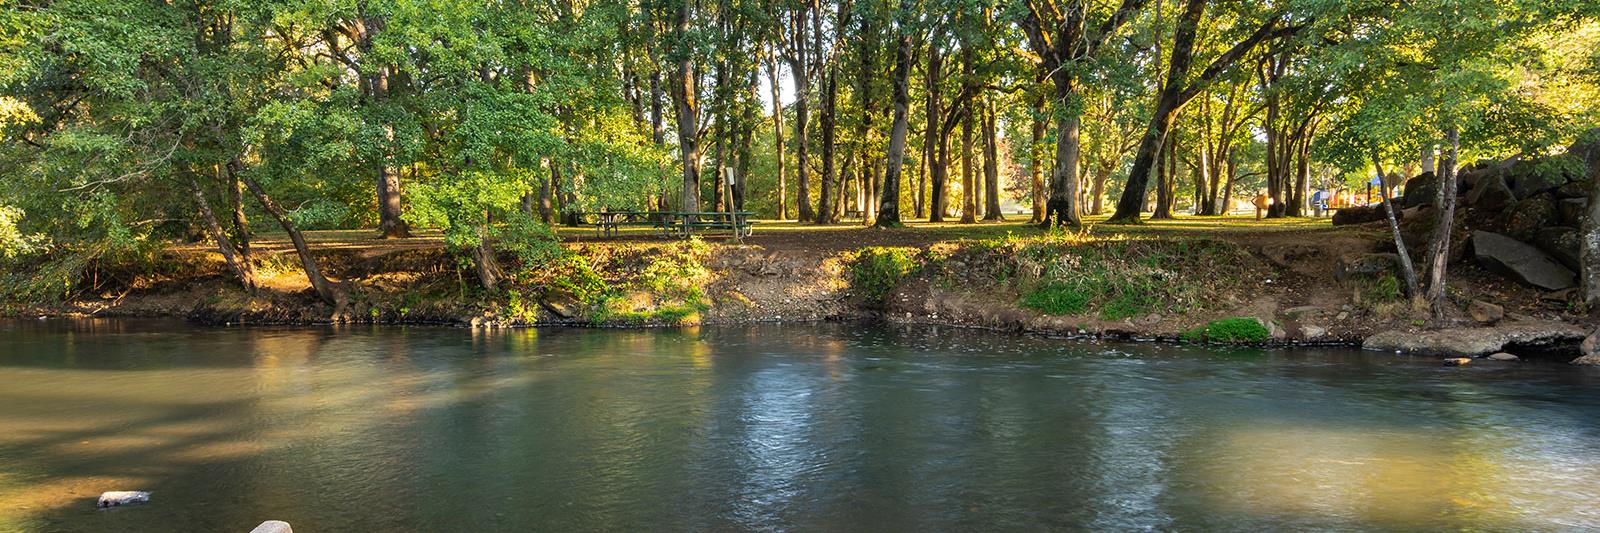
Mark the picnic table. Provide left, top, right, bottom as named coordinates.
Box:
left=581, top=210, right=756, bottom=238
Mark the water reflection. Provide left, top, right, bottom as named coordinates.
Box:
left=0, top=320, right=1598, bottom=531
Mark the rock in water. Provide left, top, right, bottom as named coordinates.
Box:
left=250, top=521, right=294, bottom=533
left=96, top=491, right=150, bottom=508
left=1443, top=358, right=1472, bottom=366
left=1574, top=354, right=1600, bottom=365
left=1470, top=231, right=1577, bottom=291
left=1488, top=352, right=1519, bottom=361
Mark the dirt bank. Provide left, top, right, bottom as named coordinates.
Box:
left=13, top=223, right=1593, bottom=362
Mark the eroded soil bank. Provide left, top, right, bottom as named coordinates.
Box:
left=12, top=224, right=1592, bottom=363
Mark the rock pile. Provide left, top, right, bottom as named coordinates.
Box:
left=1337, top=128, right=1600, bottom=293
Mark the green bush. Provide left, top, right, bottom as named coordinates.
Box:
left=849, top=247, right=920, bottom=306
left=1197, top=317, right=1271, bottom=343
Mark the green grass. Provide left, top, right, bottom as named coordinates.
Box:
left=1020, top=281, right=1093, bottom=315
left=1185, top=317, right=1271, bottom=343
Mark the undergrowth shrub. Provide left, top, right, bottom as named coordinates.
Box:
left=1183, top=317, right=1270, bottom=343
left=848, top=247, right=920, bottom=307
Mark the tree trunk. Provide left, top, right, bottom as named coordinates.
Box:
left=925, top=39, right=947, bottom=222
left=1029, top=95, right=1046, bottom=223
left=236, top=165, right=341, bottom=308
left=191, top=176, right=256, bottom=293
left=669, top=1, right=701, bottom=214
left=767, top=61, right=787, bottom=220
left=960, top=104, right=976, bottom=224
left=1109, top=0, right=1206, bottom=224
left=1424, top=126, right=1462, bottom=321
left=982, top=98, right=1003, bottom=221
left=1041, top=110, right=1083, bottom=227
left=1374, top=159, right=1423, bottom=299
left=228, top=162, right=250, bottom=255
left=471, top=212, right=502, bottom=291
left=817, top=62, right=838, bottom=224
left=1152, top=133, right=1175, bottom=219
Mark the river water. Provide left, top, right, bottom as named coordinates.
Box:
left=1, top=319, right=1598, bottom=531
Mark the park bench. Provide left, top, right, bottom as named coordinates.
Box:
left=660, top=211, right=756, bottom=238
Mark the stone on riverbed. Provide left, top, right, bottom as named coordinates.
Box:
left=1444, top=358, right=1472, bottom=366
left=96, top=491, right=150, bottom=508
left=249, top=520, right=293, bottom=533
left=1363, top=321, right=1586, bottom=356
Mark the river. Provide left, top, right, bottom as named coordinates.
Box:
left=1, top=319, right=1598, bottom=531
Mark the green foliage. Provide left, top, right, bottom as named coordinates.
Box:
left=848, top=247, right=920, bottom=306
left=1192, top=317, right=1271, bottom=344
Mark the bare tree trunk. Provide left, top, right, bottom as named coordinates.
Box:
left=471, top=212, right=502, bottom=291
left=817, top=61, right=838, bottom=224
left=1374, top=158, right=1423, bottom=299
left=191, top=176, right=257, bottom=293
left=235, top=165, right=342, bottom=308
left=669, top=0, right=701, bottom=214
left=1029, top=95, right=1046, bottom=223
left=982, top=98, right=1003, bottom=221
left=1424, top=126, right=1461, bottom=321
left=767, top=61, right=787, bottom=220
left=925, top=36, right=946, bottom=222
left=228, top=161, right=250, bottom=256
left=1152, top=133, right=1175, bottom=219
left=960, top=105, right=977, bottom=224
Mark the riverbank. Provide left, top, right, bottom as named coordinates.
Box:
left=6, top=218, right=1591, bottom=361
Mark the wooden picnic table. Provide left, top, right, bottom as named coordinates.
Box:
left=580, top=210, right=756, bottom=238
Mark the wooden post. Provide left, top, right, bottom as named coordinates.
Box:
left=725, top=167, right=741, bottom=242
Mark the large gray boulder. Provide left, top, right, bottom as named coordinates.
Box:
left=1471, top=231, right=1576, bottom=290
left=1500, top=194, right=1558, bottom=242
left=1465, top=172, right=1515, bottom=210
left=1401, top=172, right=1436, bottom=208
left=1557, top=197, right=1587, bottom=226
left=1332, top=203, right=1395, bottom=226
left=1534, top=226, right=1581, bottom=271
left=1364, top=321, right=1586, bottom=356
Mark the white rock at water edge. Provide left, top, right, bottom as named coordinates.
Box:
left=96, top=491, right=150, bottom=508
left=249, top=520, right=293, bottom=533
left=1488, top=352, right=1519, bottom=361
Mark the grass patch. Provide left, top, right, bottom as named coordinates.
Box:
left=1185, top=317, right=1271, bottom=343
left=1020, top=281, right=1092, bottom=315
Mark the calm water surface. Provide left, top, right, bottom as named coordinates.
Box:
left=2, top=319, right=1599, bottom=531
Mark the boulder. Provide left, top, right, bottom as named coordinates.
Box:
left=1400, top=173, right=1437, bottom=208
left=1557, top=198, right=1587, bottom=226
left=1364, top=321, right=1586, bottom=356
left=250, top=522, right=294, bottom=533
left=1533, top=226, right=1581, bottom=271
left=1488, top=352, right=1519, bottom=361
left=1332, top=203, right=1397, bottom=226
left=1574, top=354, right=1600, bottom=365
left=1301, top=325, right=1328, bottom=339
left=1571, top=127, right=1600, bottom=177
left=1555, top=179, right=1591, bottom=199
left=1468, top=300, right=1504, bottom=324
left=1507, top=158, right=1576, bottom=199
left=96, top=491, right=150, bottom=508
left=1334, top=253, right=1399, bottom=282
left=1443, top=358, right=1472, bottom=366
left=1465, top=172, right=1515, bottom=210
left=1500, top=194, right=1558, bottom=242
left=1471, top=231, right=1577, bottom=291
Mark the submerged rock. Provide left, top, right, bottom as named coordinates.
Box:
left=96, top=491, right=150, bottom=508
left=1444, top=358, right=1472, bottom=366
left=1470, top=231, right=1576, bottom=291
